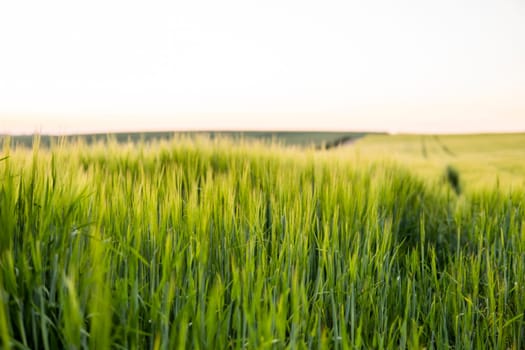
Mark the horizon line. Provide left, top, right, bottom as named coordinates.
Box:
left=2, top=129, right=525, bottom=137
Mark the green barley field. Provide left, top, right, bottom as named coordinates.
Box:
left=353, top=133, right=525, bottom=191
left=0, top=134, right=524, bottom=349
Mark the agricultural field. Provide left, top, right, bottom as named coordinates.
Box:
left=351, top=133, right=525, bottom=191
left=0, top=134, right=524, bottom=349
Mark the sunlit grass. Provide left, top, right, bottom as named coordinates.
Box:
left=353, top=133, right=525, bottom=191
left=0, top=135, right=524, bottom=349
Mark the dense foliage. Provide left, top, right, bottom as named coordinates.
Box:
left=0, top=137, right=524, bottom=349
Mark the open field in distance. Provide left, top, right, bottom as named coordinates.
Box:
left=5, top=131, right=523, bottom=191
left=351, top=133, right=525, bottom=191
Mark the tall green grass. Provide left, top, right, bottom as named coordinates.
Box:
left=0, top=136, right=524, bottom=349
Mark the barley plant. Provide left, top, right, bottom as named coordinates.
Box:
left=0, top=136, right=524, bottom=349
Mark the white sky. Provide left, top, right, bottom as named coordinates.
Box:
left=1, top=0, right=524, bottom=134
